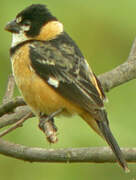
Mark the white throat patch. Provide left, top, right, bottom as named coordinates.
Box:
left=11, top=31, right=29, bottom=47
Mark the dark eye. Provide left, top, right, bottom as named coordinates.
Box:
left=23, top=20, right=31, bottom=26
left=16, top=17, right=31, bottom=31
left=21, top=20, right=31, bottom=31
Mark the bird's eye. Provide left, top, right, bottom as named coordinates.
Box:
left=21, top=20, right=31, bottom=31
left=16, top=16, right=22, bottom=23
left=23, top=20, right=31, bottom=26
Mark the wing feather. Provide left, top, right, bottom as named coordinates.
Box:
left=29, top=32, right=105, bottom=113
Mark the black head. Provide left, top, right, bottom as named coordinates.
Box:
left=16, top=4, right=57, bottom=37
left=5, top=4, right=64, bottom=47
left=5, top=4, right=57, bottom=38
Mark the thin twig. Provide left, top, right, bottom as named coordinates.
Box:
left=2, top=75, right=15, bottom=104
left=0, top=106, right=34, bottom=129
left=0, top=112, right=33, bottom=137
left=128, top=38, right=136, bottom=58
left=0, top=97, right=25, bottom=117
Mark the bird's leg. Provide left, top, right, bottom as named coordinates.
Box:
left=39, top=108, right=63, bottom=143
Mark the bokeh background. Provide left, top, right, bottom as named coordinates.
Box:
left=1, top=0, right=136, bottom=179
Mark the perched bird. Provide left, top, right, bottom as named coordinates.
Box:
left=5, top=4, right=128, bottom=171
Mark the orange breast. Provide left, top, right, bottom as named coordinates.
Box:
left=11, top=43, right=83, bottom=116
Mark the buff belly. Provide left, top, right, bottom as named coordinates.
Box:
left=11, top=44, right=83, bottom=116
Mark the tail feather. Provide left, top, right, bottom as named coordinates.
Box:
left=96, top=120, right=129, bottom=172
left=82, top=110, right=129, bottom=172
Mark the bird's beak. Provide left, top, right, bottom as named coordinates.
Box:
left=5, top=20, right=21, bottom=33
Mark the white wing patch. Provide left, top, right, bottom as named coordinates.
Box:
left=48, top=77, right=59, bottom=88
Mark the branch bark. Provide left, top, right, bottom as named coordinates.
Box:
left=2, top=75, right=15, bottom=104
left=0, top=97, right=25, bottom=117
left=0, top=39, right=136, bottom=165
left=0, top=139, right=135, bottom=164
left=0, top=106, right=33, bottom=128
left=98, top=38, right=136, bottom=91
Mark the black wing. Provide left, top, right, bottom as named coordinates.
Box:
left=29, top=32, right=105, bottom=113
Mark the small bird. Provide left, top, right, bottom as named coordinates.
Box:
left=5, top=4, right=128, bottom=171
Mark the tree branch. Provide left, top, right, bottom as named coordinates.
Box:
left=0, top=138, right=135, bottom=164
left=98, top=38, right=136, bottom=91
left=2, top=75, right=15, bottom=104
left=0, top=112, right=32, bottom=137
left=0, top=38, right=136, bottom=166
left=0, top=97, right=25, bottom=117
left=0, top=106, right=33, bottom=128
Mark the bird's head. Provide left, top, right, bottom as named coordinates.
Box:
left=5, top=4, right=63, bottom=47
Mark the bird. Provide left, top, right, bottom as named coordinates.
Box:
left=5, top=4, right=128, bottom=172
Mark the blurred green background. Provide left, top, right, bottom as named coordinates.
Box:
left=1, top=0, right=136, bottom=179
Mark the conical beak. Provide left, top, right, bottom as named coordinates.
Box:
left=5, top=20, right=21, bottom=33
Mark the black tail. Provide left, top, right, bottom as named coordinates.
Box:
left=96, top=110, right=129, bottom=172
